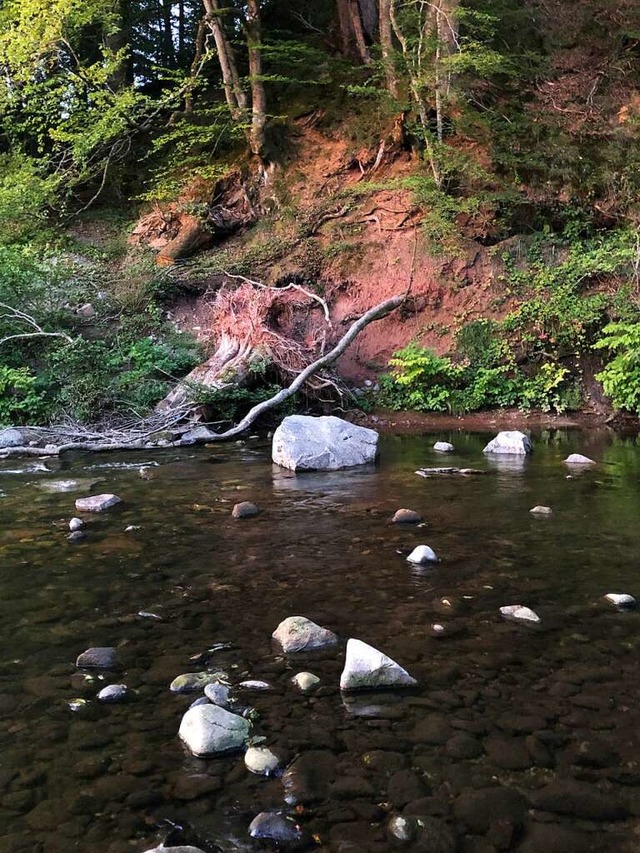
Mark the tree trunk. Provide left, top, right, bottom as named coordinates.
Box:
left=349, top=0, right=372, bottom=65
left=245, top=0, right=267, bottom=158
left=184, top=15, right=207, bottom=114
left=379, top=0, right=398, bottom=98
left=104, top=0, right=129, bottom=91
left=161, top=0, right=176, bottom=67
left=203, top=0, right=247, bottom=120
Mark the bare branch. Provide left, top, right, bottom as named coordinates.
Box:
left=0, top=302, right=74, bottom=346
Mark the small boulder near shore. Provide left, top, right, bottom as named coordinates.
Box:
left=565, top=453, right=596, bottom=466
left=483, top=431, right=532, bottom=455
left=530, top=505, right=553, bottom=516
left=407, top=545, right=438, bottom=564
left=340, top=638, right=417, bottom=691
left=178, top=704, right=250, bottom=756
left=0, top=428, right=24, bottom=448
left=272, top=616, right=338, bottom=653
left=434, top=441, right=454, bottom=452
left=604, top=593, right=637, bottom=609
left=75, top=494, right=121, bottom=513
left=272, top=415, right=378, bottom=471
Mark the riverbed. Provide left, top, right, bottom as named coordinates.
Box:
left=0, top=428, right=639, bottom=852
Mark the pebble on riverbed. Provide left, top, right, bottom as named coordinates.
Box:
left=97, top=684, right=129, bottom=703
left=248, top=812, right=305, bottom=845
left=391, top=508, right=423, bottom=524
left=231, top=501, right=260, bottom=519
left=500, top=604, right=541, bottom=624
left=530, top=505, right=553, bottom=515
left=68, top=517, right=84, bottom=531
left=244, top=746, right=286, bottom=776
left=170, top=671, right=228, bottom=694
left=291, top=671, right=320, bottom=692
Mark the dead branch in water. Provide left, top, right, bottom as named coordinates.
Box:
left=0, top=294, right=405, bottom=457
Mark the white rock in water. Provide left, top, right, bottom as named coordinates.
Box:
left=239, top=680, right=271, bottom=691
left=143, top=846, right=206, bottom=853
left=97, top=684, right=129, bottom=703
left=179, top=704, right=250, bottom=756
left=434, top=441, right=454, bottom=452
left=69, top=517, right=84, bottom=531
left=272, top=616, right=338, bottom=653
left=483, top=431, right=532, bottom=455
left=340, top=638, right=417, bottom=691
left=565, top=453, right=596, bottom=465
left=604, top=593, right=637, bottom=609
left=272, top=415, right=378, bottom=471
left=75, top=493, right=121, bottom=512
left=0, top=428, right=23, bottom=448
left=500, top=605, right=540, bottom=624
left=407, top=545, right=438, bottom=564
left=291, top=671, right=320, bottom=692
left=530, top=505, right=553, bottom=515
left=244, top=746, right=283, bottom=775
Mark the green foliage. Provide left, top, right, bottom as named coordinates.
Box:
left=594, top=323, right=640, bottom=414
left=379, top=342, right=580, bottom=415
left=0, top=365, right=49, bottom=425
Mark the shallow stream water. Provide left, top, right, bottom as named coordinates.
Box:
left=0, top=428, right=639, bottom=853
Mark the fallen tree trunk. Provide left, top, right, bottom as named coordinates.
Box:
left=0, top=294, right=405, bottom=457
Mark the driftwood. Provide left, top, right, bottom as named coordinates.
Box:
left=0, top=294, right=405, bottom=458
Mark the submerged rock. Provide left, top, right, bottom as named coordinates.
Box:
left=239, top=680, right=271, bottom=691
left=76, top=647, right=118, bottom=669
left=483, top=431, right=532, bottom=455
left=604, top=593, right=637, bottom=609
left=291, top=672, right=320, bottom=692
left=407, top=545, right=438, bottom=564
left=170, top=672, right=227, bottom=694
left=530, top=505, right=553, bottom=515
left=340, top=638, right=417, bottom=691
left=272, top=616, right=338, bottom=653
left=97, top=684, right=129, bottom=703
left=178, top=704, right=250, bottom=756
left=67, top=530, right=86, bottom=543
left=248, top=811, right=305, bottom=845
left=392, top=508, right=423, bottom=524
left=500, top=605, right=540, bottom=624
left=433, top=441, right=454, bottom=452
left=75, top=493, right=121, bottom=512
left=231, top=501, right=259, bottom=519
left=272, top=414, right=378, bottom=471
left=245, top=746, right=285, bottom=776
left=281, top=751, right=337, bottom=805
left=565, top=453, right=596, bottom=465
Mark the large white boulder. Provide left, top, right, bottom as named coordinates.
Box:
left=272, top=415, right=378, bottom=471
left=340, top=639, right=417, bottom=691
left=178, top=704, right=250, bottom=756
left=272, top=616, right=338, bottom=653
left=483, top=431, right=532, bottom=455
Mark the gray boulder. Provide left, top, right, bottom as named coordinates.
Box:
left=245, top=746, right=285, bottom=776
left=75, top=493, right=121, bottom=512
left=483, top=431, right=532, bottom=455
left=0, top=428, right=24, bottom=448
left=76, top=647, right=118, bottom=669
left=340, top=639, right=417, bottom=691
left=231, top=501, right=259, bottom=519
left=170, top=671, right=227, bottom=694
left=178, top=704, right=250, bottom=756
left=272, top=415, right=378, bottom=471
left=248, top=812, right=306, bottom=845
left=272, top=616, right=338, bottom=653
left=97, top=684, right=129, bottom=703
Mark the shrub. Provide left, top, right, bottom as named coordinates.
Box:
left=593, top=322, right=640, bottom=414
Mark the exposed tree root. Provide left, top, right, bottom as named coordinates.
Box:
left=0, top=294, right=405, bottom=458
